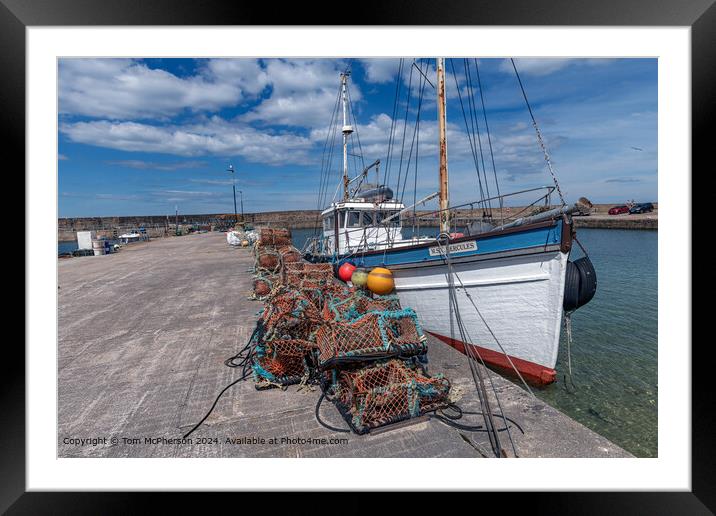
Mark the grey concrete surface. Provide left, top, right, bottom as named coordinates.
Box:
left=58, top=232, right=631, bottom=458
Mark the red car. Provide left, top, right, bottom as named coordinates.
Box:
left=608, top=205, right=630, bottom=215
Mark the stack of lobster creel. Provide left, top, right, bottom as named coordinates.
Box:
left=251, top=228, right=306, bottom=299
left=240, top=228, right=451, bottom=434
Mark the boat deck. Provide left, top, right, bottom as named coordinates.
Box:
left=58, top=232, right=631, bottom=458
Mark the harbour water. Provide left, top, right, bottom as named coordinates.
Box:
left=58, top=241, right=79, bottom=254
left=291, top=226, right=658, bottom=457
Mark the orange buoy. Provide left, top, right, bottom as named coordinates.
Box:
left=351, top=268, right=369, bottom=288
left=338, top=262, right=357, bottom=282
left=367, top=267, right=395, bottom=295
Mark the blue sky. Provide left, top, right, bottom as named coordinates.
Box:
left=58, top=58, right=657, bottom=217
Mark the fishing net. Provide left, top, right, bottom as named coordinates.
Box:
left=328, top=359, right=450, bottom=434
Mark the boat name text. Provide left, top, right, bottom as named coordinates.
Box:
left=428, top=240, right=478, bottom=256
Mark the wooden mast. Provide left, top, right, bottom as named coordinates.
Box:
left=437, top=58, right=450, bottom=234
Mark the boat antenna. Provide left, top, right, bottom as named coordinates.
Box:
left=437, top=58, right=450, bottom=234
left=340, top=70, right=354, bottom=200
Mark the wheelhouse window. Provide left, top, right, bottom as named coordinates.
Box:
left=322, top=215, right=334, bottom=231
left=362, top=211, right=374, bottom=226
left=346, top=210, right=362, bottom=228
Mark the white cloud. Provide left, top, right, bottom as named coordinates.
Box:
left=59, top=58, right=265, bottom=120
left=60, top=117, right=315, bottom=165
left=499, top=58, right=615, bottom=77
left=360, top=58, right=401, bottom=83
left=106, top=159, right=207, bottom=171
left=242, top=59, right=357, bottom=128
left=499, top=58, right=575, bottom=77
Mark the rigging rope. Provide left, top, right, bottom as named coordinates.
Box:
left=438, top=233, right=514, bottom=457
left=465, top=59, right=493, bottom=215
left=399, top=58, right=429, bottom=206
left=474, top=59, right=502, bottom=213
left=449, top=59, right=487, bottom=213
left=563, top=311, right=577, bottom=393
left=383, top=58, right=404, bottom=193
left=313, top=85, right=344, bottom=241
left=393, top=59, right=415, bottom=206
left=510, top=58, right=566, bottom=206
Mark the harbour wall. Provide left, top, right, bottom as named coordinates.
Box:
left=58, top=204, right=657, bottom=241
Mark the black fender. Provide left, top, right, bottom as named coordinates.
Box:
left=563, top=256, right=597, bottom=312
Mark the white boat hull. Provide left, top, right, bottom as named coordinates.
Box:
left=392, top=249, right=568, bottom=382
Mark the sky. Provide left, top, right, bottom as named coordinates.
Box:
left=58, top=57, right=657, bottom=217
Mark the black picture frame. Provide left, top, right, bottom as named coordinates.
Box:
left=5, top=0, right=709, bottom=511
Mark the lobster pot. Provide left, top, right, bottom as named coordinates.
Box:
left=314, top=309, right=427, bottom=369
left=323, top=290, right=402, bottom=322
left=258, top=228, right=292, bottom=247
left=331, top=359, right=451, bottom=434
left=255, top=248, right=281, bottom=273
left=303, top=262, right=334, bottom=284
left=278, top=245, right=301, bottom=265
left=252, top=338, right=313, bottom=389
left=253, top=275, right=275, bottom=299
left=259, top=289, right=322, bottom=341
left=354, top=293, right=402, bottom=314
left=283, top=262, right=305, bottom=287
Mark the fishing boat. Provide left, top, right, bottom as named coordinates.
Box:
left=305, top=60, right=596, bottom=385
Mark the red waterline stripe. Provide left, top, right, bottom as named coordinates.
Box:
left=426, top=331, right=557, bottom=385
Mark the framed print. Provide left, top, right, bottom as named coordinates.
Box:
left=6, top=0, right=710, bottom=511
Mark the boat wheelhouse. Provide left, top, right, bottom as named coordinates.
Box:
left=320, top=197, right=403, bottom=256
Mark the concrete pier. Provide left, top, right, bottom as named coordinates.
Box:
left=58, top=232, right=631, bottom=458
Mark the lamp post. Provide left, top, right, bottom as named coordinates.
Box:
left=239, top=190, right=244, bottom=222
left=227, top=164, right=238, bottom=226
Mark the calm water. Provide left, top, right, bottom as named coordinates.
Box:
left=58, top=241, right=78, bottom=254
left=292, top=227, right=658, bottom=457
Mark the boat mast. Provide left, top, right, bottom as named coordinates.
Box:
left=437, top=58, right=450, bottom=234
left=340, top=71, right=354, bottom=200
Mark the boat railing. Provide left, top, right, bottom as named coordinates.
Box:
left=301, top=235, right=323, bottom=255
left=306, top=186, right=560, bottom=257
left=401, top=185, right=558, bottom=233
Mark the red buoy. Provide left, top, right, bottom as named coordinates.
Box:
left=338, top=262, right=357, bottom=282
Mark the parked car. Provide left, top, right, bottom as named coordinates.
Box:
left=629, top=202, right=654, bottom=214
left=608, top=205, right=630, bottom=215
